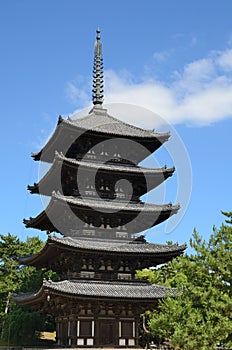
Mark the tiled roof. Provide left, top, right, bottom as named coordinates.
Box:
left=55, top=152, right=174, bottom=174
left=52, top=191, right=180, bottom=213
left=31, top=108, right=170, bottom=162
left=19, top=235, right=186, bottom=265
left=28, top=152, right=174, bottom=196
left=14, top=279, right=176, bottom=302
left=23, top=191, right=180, bottom=233
left=49, top=235, right=186, bottom=254
left=64, top=106, right=169, bottom=138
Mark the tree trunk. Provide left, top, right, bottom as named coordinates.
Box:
left=4, top=291, right=11, bottom=314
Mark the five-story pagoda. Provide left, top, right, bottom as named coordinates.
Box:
left=15, top=30, right=186, bottom=348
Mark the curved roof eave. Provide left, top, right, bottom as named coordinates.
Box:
left=53, top=191, right=180, bottom=213
left=31, top=113, right=170, bottom=162
left=23, top=192, right=180, bottom=232
left=19, top=235, right=187, bottom=266
left=14, top=279, right=177, bottom=304
left=28, top=152, right=175, bottom=195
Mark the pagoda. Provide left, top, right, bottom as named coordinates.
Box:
left=15, top=30, right=186, bottom=348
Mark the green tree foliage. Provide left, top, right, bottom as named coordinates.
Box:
left=0, top=233, right=58, bottom=345
left=221, top=210, right=232, bottom=225
left=137, top=212, right=232, bottom=350
left=0, top=234, right=44, bottom=301
left=1, top=304, right=47, bottom=346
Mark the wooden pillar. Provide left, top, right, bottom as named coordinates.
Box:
left=134, top=315, right=139, bottom=346
left=115, top=317, right=119, bottom=347
left=63, top=317, right=68, bottom=346
left=94, top=315, right=99, bottom=347
left=69, top=317, right=77, bottom=346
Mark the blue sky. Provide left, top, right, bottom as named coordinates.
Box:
left=0, top=0, right=232, bottom=252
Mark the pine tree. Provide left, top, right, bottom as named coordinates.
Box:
left=0, top=233, right=57, bottom=345
left=137, top=213, right=232, bottom=349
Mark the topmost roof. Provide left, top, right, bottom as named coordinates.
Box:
left=64, top=106, right=169, bottom=138
left=32, top=107, right=170, bottom=162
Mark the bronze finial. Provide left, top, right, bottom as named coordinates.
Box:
left=92, top=29, right=103, bottom=106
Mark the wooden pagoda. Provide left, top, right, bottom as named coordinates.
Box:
left=14, top=30, right=186, bottom=348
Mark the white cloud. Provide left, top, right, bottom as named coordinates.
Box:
left=153, top=50, right=170, bottom=62
left=217, top=49, right=232, bottom=71
left=68, top=47, right=232, bottom=127
left=66, top=81, right=90, bottom=107
left=173, top=58, right=216, bottom=93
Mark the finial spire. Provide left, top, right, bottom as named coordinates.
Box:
left=92, top=29, right=104, bottom=106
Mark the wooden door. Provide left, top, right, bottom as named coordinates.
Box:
left=99, top=320, right=115, bottom=346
